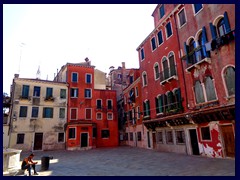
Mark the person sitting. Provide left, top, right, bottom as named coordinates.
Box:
left=21, top=153, right=39, bottom=176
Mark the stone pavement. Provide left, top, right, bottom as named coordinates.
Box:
left=5, top=146, right=235, bottom=176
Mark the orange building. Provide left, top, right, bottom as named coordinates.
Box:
left=55, top=59, right=118, bottom=150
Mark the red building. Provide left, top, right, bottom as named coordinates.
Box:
left=136, top=4, right=235, bottom=158
left=136, top=4, right=188, bottom=151
left=122, top=69, right=147, bottom=148
left=55, top=59, right=118, bottom=150
left=179, top=4, right=235, bottom=158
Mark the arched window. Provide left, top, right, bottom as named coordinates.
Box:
left=154, top=63, right=160, bottom=80
left=168, top=52, right=176, bottom=76
left=194, top=80, right=205, bottom=104
left=189, top=38, right=196, bottom=64
left=162, top=57, right=169, bottom=80
left=197, top=32, right=203, bottom=62
left=167, top=91, right=174, bottom=110
left=174, top=88, right=182, bottom=109
left=217, top=18, right=226, bottom=37
left=224, top=66, right=235, bottom=96
left=142, top=72, right=148, bottom=86
left=204, top=76, right=217, bottom=101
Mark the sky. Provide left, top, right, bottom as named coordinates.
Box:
left=3, top=4, right=157, bottom=95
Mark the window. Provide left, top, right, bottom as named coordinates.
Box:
left=176, top=130, right=185, bottom=144
left=140, top=48, right=145, bottom=60
left=169, top=52, right=176, bottom=77
left=224, top=66, right=235, bottom=96
left=129, top=88, right=135, bottom=103
left=129, top=75, right=134, bottom=84
left=107, top=113, right=113, bottom=120
left=193, top=4, right=203, bottom=14
left=69, top=128, right=76, bottom=139
left=167, top=91, right=174, bottom=110
left=166, top=22, right=173, bottom=38
left=157, top=131, right=163, bottom=143
left=178, top=8, right=186, bottom=27
left=70, top=88, right=78, bottom=98
left=137, top=132, right=142, bottom=141
left=135, top=87, right=139, bottom=97
left=142, top=72, right=148, bottom=86
left=22, top=85, right=29, bottom=99
left=166, top=131, right=173, bottom=144
left=33, top=86, right=41, bottom=97
left=19, top=106, right=27, bottom=117
left=157, top=30, right=163, bottom=45
left=17, top=134, right=25, bottom=144
left=201, top=126, right=211, bottom=140
left=204, top=76, right=217, bottom=101
left=136, top=106, right=140, bottom=119
left=59, top=108, right=65, bottom=119
left=46, top=87, right=53, bottom=98
left=43, top=107, right=53, bottom=118
left=129, top=132, right=133, bottom=141
left=151, top=37, right=157, bottom=51
left=96, top=112, right=102, bottom=120
left=107, top=100, right=112, bottom=110
left=58, top=133, right=65, bottom=143
left=93, top=127, right=97, bottom=138
left=85, top=89, right=92, bottom=98
left=194, top=81, right=205, bottom=104
left=86, top=74, right=92, bottom=84
left=72, top=72, right=78, bottom=82
left=85, top=108, right=92, bottom=119
left=155, top=95, right=163, bottom=114
left=162, top=57, right=169, bottom=80
left=125, top=133, right=129, bottom=141
left=60, top=89, right=66, bottom=99
left=143, top=100, right=150, bottom=117
left=101, top=130, right=110, bottom=138
left=154, top=63, right=160, bottom=79
left=97, top=99, right=102, bottom=109
left=31, top=107, right=39, bottom=118
left=159, top=4, right=165, bottom=19
left=70, top=108, right=77, bottom=120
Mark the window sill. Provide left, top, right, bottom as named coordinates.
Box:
left=160, top=75, right=178, bottom=85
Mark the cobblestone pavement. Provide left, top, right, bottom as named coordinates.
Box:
left=5, top=146, right=235, bottom=176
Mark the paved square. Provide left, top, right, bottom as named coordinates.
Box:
left=15, top=146, right=235, bottom=176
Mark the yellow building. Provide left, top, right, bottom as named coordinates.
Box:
left=8, top=74, right=68, bottom=151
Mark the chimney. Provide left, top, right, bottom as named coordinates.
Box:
left=14, top=74, right=19, bottom=78
left=122, top=62, right=125, bottom=69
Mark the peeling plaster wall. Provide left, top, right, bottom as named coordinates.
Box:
left=126, top=125, right=148, bottom=148
left=198, top=122, right=223, bottom=158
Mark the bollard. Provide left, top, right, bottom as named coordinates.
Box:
left=41, top=156, right=53, bottom=171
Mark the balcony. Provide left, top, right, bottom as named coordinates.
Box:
left=44, top=96, right=55, bottom=102
left=159, top=66, right=177, bottom=85
left=185, top=45, right=211, bottom=72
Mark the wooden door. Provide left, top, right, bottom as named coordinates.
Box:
left=33, top=133, right=43, bottom=150
left=221, top=125, right=235, bottom=157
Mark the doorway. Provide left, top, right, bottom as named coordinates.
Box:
left=33, top=133, right=43, bottom=151
left=147, top=131, right=151, bottom=148
left=221, top=125, right=235, bottom=157
left=81, top=133, right=88, bottom=148
left=189, top=129, right=200, bottom=155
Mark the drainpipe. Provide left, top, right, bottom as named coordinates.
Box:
left=173, top=12, right=190, bottom=110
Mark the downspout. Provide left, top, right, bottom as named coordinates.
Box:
left=173, top=12, right=190, bottom=110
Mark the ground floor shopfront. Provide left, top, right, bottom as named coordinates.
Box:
left=143, top=105, right=235, bottom=159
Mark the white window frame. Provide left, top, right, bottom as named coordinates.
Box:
left=85, top=73, right=92, bottom=84
left=107, top=112, right=113, bottom=120
left=71, top=72, right=78, bottom=82
left=96, top=112, right=102, bottom=120
left=192, top=4, right=203, bottom=16
left=177, top=8, right=187, bottom=28
left=165, top=21, right=173, bottom=40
